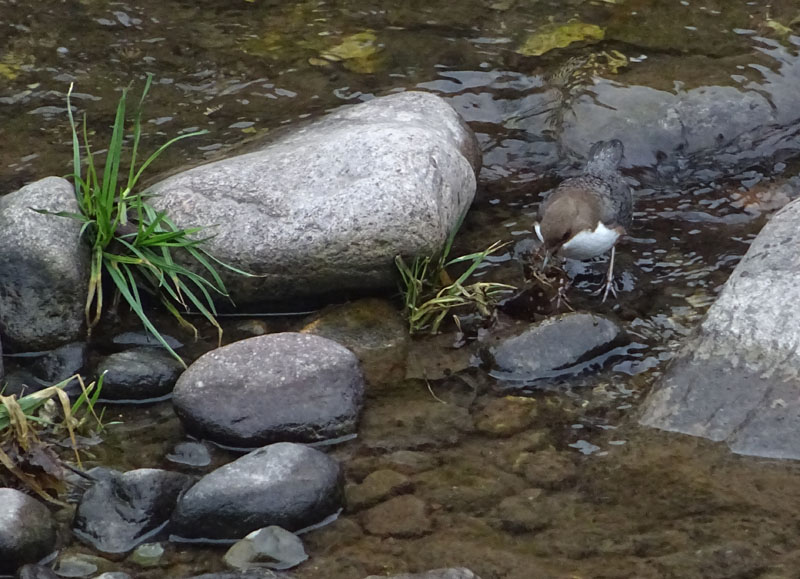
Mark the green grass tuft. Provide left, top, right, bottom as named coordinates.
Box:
left=44, top=75, right=252, bottom=366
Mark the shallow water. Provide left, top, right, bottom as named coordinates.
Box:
left=4, top=0, right=800, bottom=577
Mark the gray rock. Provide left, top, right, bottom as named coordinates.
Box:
left=363, top=569, right=482, bottom=579
left=147, top=91, right=479, bottom=304
left=489, top=312, right=627, bottom=386
left=170, top=442, right=343, bottom=541
left=223, top=526, right=307, bottom=571
left=172, top=333, right=364, bottom=447
left=73, top=468, right=194, bottom=554
left=0, top=488, right=57, bottom=574
left=0, top=176, right=89, bottom=350
left=95, top=348, right=183, bottom=402
left=94, top=574, right=134, bottom=579
left=52, top=553, right=106, bottom=578
left=1, top=369, right=48, bottom=398
left=128, top=542, right=164, bottom=567
left=640, top=198, right=800, bottom=459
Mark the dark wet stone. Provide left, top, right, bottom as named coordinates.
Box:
left=361, top=495, right=431, bottom=538
left=0, top=337, right=4, bottom=382
left=170, top=442, right=343, bottom=541
left=363, top=568, right=482, bottom=579
left=95, top=347, right=183, bottom=402
left=0, top=488, right=57, bottom=574
left=16, top=565, right=59, bottom=579
left=112, top=331, right=183, bottom=350
left=166, top=442, right=212, bottom=468
left=489, top=312, right=627, bottom=385
left=514, top=449, right=577, bottom=489
left=345, top=469, right=413, bottom=511
left=30, top=342, right=87, bottom=384
left=302, top=298, right=409, bottom=386
left=147, top=92, right=479, bottom=304
left=474, top=396, right=538, bottom=437
left=0, top=176, right=89, bottom=350
left=640, top=198, right=800, bottom=459
left=173, top=333, right=364, bottom=447
left=1, top=369, right=49, bottom=398
left=73, top=468, right=195, bottom=554
left=223, top=526, right=307, bottom=571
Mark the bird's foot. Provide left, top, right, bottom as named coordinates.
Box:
left=591, top=245, right=618, bottom=303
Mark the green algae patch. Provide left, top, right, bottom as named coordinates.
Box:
left=517, top=21, right=605, bottom=57
left=320, top=31, right=382, bottom=73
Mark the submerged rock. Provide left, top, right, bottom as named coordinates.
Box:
left=640, top=198, right=800, bottom=459
left=73, top=468, right=194, bottom=554
left=301, top=298, right=409, bottom=386
left=361, top=495, right=431, bottom=538
left=16, top=565, right=61, bottom=579
left=489, top=312, right=627, bottom=386
left=0, top=176, right=89, bottom=350
left=147, top=91, right=479, bottom=304
left=172, top=333, right=364, bottom=448
left=95, top=348, right=183, bottom=402
left=363, top=569, right=482, bottom=579
left=0, top=488, right=57, bottom=574
left=170, top=442, right=343, bottom=541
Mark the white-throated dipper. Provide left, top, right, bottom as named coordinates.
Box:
left=534, top=139, right=632, bottom=302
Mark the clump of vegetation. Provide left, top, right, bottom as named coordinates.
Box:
left=45, top=76, right=250, bottom=365
left=395, top=216, right=515, bottom=334
left=0, top=375, right=105, bottom=504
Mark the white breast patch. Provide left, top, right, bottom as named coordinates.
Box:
left=560, top=222, right=620, bottom=260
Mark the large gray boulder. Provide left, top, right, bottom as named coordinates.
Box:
left=172, top=333, right=364, bottom=448
left=640, top=197, right=800, bottom=459
left=147, top=91, right=480, bottom=303
left=0, top=177, right=89, bottom=349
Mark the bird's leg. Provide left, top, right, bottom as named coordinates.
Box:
left=601, top=245, right=617, bottom=302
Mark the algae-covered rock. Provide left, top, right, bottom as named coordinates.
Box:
left=320, top=31, right=382, bottom=73
left=517, top=21, right=604, bottom=57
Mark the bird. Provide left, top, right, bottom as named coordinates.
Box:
left=534, top=139, right=632, bottom=302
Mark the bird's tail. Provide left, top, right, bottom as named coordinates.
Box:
left=585, top=139, right=624, bottom=176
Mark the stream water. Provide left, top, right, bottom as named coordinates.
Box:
left=4, top=0, right=800, bottom=577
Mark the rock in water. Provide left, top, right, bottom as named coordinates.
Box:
left=640, top=197, right=800, bottom=459
left=73, top=468, right=194, bottom=553
left=0, top=176, right=89, bottom=350
left=172, top=333, right=364, bottom=447
left=95, top=347, right=184, bottom=402
left=489, top=312, right=627, bottom=386
left=0, top=488, right=57, bottom=574
left=363, top=570, right=483, bottom=579
left=146, top=91, right=480, bottom=304
left=170, top=442, right=343, bottom=541
left=224, top=526, right=308, bottom=570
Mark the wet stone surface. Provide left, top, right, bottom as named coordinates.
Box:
left=0, top=489, right=57, bottom=575
left=361, top=495, right=432, bottom=538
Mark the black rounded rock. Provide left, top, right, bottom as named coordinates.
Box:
left=169, top=442, right=343, bottom=541
left=73, top=468, right=194, bottom=554
left=172, top=333, right=364, bottom=447
left=96, top=348, right=183, bottom=402
left=0, top=488, right=57, bottom=574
